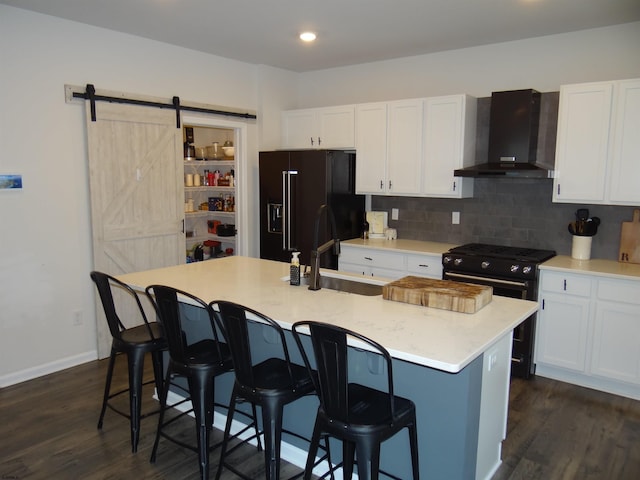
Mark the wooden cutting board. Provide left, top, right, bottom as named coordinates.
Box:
left=619, top=209, right=640, bottom=264
left=382, top=276, right=493, bottom=314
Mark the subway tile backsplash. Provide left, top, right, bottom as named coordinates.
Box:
left=371, top=178, right=637, bottom=261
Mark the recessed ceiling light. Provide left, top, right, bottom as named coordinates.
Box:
left=299, top=32, right=317, bottom=42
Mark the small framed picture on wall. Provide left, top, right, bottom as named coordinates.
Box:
left=0, top=174, right=23, bottom=190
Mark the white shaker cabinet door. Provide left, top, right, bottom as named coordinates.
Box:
left=608, top=78, right=640, bottom=204
left=537, top=294, right=591, bottom=372
left=317, top=105, right=355, bottom=149
left=553, top=82, right=612, bottom=203
left=355, top=102, right=388, bottom=194
left=281, top=109, right=317, bottom=148
left=422, top=94, right=475, bottom=198
left=386, top=99, right=423, bottom=195
left=591, top=301, right=640, bottom=385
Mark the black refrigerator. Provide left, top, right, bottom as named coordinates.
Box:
left=259, top=150, right=365, bottom=269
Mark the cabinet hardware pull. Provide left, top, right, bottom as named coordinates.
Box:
left=542, top=299, right=545, bottom=309
left=563, top=279, right=567, bottom=291
left=318, top=137, right=321, bottom=145
left=364, top=256, right=373, bottom=261
left=380, top=180, right=383, bottom=189
left=418, top=264, right=429, bottom=268
left=452, top=181, right=456, bottom=191
left=389, top=180, right=392, bottom=189
left=310, top=137, right=314, bottom=146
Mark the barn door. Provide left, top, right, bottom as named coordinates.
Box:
left=86, top=102, right=183, bottom=357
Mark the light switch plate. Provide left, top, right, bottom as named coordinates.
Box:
left=391, top=208, right=399, bottom=220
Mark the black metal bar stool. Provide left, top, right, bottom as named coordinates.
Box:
left=90, top=271, right=167, bottom=453
left=146, top=285, right=235, bottom=480
left=211, top=300, right=325, bottom=480
left=292, top=321, right=420, bottom=480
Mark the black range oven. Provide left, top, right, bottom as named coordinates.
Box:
left=442, top=243, right=556, bottom=379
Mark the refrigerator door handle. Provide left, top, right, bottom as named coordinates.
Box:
left=283, top=170, right=298, bottom=251
left=282, top=171, right=288, bottom=250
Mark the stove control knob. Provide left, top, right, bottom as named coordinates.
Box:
left=523, top=266, right=532, bottom=274
left=481, top=261, right=490, bottom=269
left=510, top=264, right=520, bottom=273
left=454, top=258, right=463, bottom=266
left=443, top=256, right=452, bottom=264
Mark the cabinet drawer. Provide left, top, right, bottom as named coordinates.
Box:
left=597, top=279, right=640, bottom=305
left=540, top=271, right=592, bottom=296
left=406, top=254, right=442, bottom=278
left=340, top=247, right=405, bottom=270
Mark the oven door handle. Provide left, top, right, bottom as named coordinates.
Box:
left=444, top=272, right=528, bottom=289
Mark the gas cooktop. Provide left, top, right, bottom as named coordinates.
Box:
left=447, top=243, right=556, bottom=263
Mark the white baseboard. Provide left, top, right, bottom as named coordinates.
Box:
left=0, top=350, right=98, bottom=388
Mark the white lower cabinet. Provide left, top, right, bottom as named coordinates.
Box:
left=591, top=280, right=640, bottom=385
left=339, top=245, right=442, bottom=280
left=537, top=272, right=592, bottom=372
left=405, top=253, right=443, bottom=279
left=339, top=246, right=406, bottom=279
left=537, top=269, right=640, bottom=399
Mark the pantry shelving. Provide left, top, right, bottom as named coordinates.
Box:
left=183, top=126, right=237, bottom=261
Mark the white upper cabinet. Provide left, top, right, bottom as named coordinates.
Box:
left=422, top=94, right=476, bottom=198
left=281, top=105, right=355, bottom=149
left=608, top=79, right=640, bottom=204
left=355, top=99, right=423, bottom=195
left=355, top=102, right=388, bottom=193
left=553, top=78, right=640, bottom=205
left=386, top=99, right=424, bottom=195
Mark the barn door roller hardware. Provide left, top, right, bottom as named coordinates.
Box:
left=71, top=84, right=257, bottom=127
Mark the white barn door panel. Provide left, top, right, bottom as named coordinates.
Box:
left=86, top=102, right=183, bottom=357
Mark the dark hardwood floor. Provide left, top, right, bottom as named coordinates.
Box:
left=1, top=355, right=639, bottom=479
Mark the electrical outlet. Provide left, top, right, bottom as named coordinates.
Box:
left=391, top=208, right=399, bottom=220
left=73, top=310, right=83, bottom=326
left=452, top=211, right=460, bottom=224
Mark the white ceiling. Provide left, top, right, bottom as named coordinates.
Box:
left=3, top=0, right=640, bottom=72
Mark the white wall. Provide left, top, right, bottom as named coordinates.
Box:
left=0, top=5, right=294, bottom=385
left=293, top=22, right=640, bottom=106
left=1, top=4, right=638, bottom=386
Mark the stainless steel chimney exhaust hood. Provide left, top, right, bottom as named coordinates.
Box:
left=454, top=89, right=555, bottom=178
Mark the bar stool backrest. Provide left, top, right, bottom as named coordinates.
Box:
left=293, top=321, right=397, bottom=424
left=146, top=285, right=226, bottom=367
left=90, top=271, right=157, bottom=341
left=213, top=300, right=297, bottom=389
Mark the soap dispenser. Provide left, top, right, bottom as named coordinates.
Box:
left=290, top=251, right=301, bottom=286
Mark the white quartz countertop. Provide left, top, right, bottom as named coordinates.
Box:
left=118, top=256, right=538, bottom=374
left=342, top=238, right=456, bottom=255
left=540, top=255, right=640, bottom=280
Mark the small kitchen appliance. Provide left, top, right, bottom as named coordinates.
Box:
left=442, top=243, right=556, bottom=378
left=366, top=211, right=388, bottom=238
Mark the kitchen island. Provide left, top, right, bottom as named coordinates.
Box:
left=118, top=256, right=538, bottom=480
